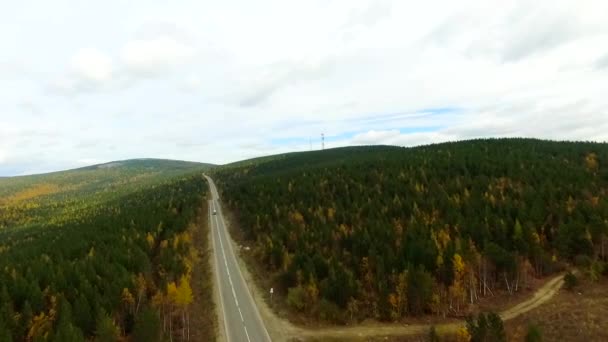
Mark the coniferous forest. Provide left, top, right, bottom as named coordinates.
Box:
left=0, top=160, right=212, bottom=341
left=214, top=139, right=608, bottom=322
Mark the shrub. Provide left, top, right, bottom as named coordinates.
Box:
left=525, top=323, right=542, bottom=342
left=563, top=271, right=578, bottom=290
left=428, top=325, right=440, bottom=342
left=287, top=286, right=307, bottom=312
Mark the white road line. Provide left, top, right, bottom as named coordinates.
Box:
left=214, top=200, right=251, bottom=341
left=207, top=176, right=272, bottom=342
left=215, top=199, right=273, bottom=342
left=244, top=325, right=252, bottom=342
left=209, top=201, right=231, bottom=342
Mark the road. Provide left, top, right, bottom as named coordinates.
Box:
left=205, top=175, right=272, bottom=342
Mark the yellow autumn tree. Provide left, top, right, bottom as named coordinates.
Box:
left=456, top=326, right=471, bottom=342
left=449, top=253, right=466, bottom=313
left=175, top=275, right=194, bottom=340
left=121, top=288, right=135, bottom=314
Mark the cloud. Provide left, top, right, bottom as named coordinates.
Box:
left=48, top=48, right=114, bottom=94
left=430, top=2, right=583, bottom=62
left=499, top=9, right=580, bottom=62
left=332, top=97, right=608, bottom=150
left=351, top=129, right=400, bottom=144
left=71, top=48, right=113, bottom=83
left=2, top=0, right=608, bottom=175
left=596, top=53, right=608, bottom=69
left=233, top=59, right=336, bottom=107
left=121, top=35, right=196, bottom=76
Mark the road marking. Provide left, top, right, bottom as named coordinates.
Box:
left=214, top=199, right=252, bottom=341
left=209, top=201, right=231, bottom=342
left=207, top=177, right=272, bottom=342
left=244, top=326, right=252, bottom=342
left=215, top=196, right=273, bottom=342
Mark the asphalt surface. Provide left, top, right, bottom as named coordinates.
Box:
left=206, top=176, right=272, bottom=342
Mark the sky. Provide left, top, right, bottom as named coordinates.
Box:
left=1, top=0, right=608, bottom=176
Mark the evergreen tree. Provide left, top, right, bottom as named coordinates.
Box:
left=132, top=308, right=161, bottom=342
left=94, top=311, right=120, bottom=342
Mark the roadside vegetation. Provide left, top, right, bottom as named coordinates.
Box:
left=213, top=138, right=608, bottom=324
left=0, top=160, right=216, bottom=341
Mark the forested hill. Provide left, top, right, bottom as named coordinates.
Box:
left=0, top=159, right=213, bottom=229
left=0, top=159, right=215, bottom=341
left=214, top=139, right=608, bottom=322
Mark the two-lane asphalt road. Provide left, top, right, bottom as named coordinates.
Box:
left=205, top=175, right=271, bottom=342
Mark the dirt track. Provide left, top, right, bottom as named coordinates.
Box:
left=257, top=272, right=566, bottom=341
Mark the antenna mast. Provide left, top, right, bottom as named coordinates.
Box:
left=321, top=133, right=325, bottom=150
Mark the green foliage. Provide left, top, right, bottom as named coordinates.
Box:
left=132, top=308, right=161, bottom=342
left=214, top=139, right=608, bottom=320
left=525, top=323, right=543, bottom=342
left=428, top=325, right=440, bottom=342
left=589, top=261, right=605, bottom=282
left=54, top=298, right=85, bottom=342
left=287, top=286, right=307, bottom=312
left=94, top=312, right=120, bottom=342
left=0, top=159, right=208, bottom=228
left=0, top=160, right=210, bottom=340
left=0, top=318, right=12, bottom=342
left=466, top=312, right=506, bottom=342
left=407, top=267, right=434, bottom=315
left=564, top=271, right=578, bottom=290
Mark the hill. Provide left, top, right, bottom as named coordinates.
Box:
left=213, top=138, right=608, bottom=323
left=0, top=159, right=216, bottom=341
left=0, top=159, right=213, bottom=229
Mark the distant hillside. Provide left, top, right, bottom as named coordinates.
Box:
left=213, top=138, right=608, bottom=322
left=0, top=158, right=215, bottom=341
left=0, top=158, right=214, bottom=229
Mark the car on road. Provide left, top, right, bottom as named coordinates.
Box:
left=213, top=209, right=217, bottom=215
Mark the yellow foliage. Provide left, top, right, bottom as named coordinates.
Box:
left=456, top=326, right=471, bottom=342
left=146, top=232, right=155, bottom=247
left=290, top=211, right=305, bottom=226
left=453, top=253, right=465, bottom=276
left=175, top=275, right=194, bottom=307
left=167, top=282, right=178, bottom=304
left=585, top=152, right=599, bottom=171
left=306, top=279, right=319, bottom=305
left=0, top=183, right=60, bottom=205
left=566, top=196, right=576, bottom=214
left=151, top=291, right=165, bottom=308
left=121, top=288, right=135, bottom=306
left=532, top=232, right=541, bottom=244
left=28, top=312, right=53, bottom=340
left=436, top=229, right=451, bottom=250
left=327, top=207, right=336, bottom=222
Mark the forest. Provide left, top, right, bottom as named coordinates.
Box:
left=0, top=160, right=213, bottom=341
left=214, top=138, right=608, bottom=323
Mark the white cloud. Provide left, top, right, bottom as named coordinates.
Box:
left=121, top=35, right=195, bottom=75
left=351, top=129, right=400, bottom=145
left=1, top=0, right=608, bottom=175
left=71, top=48, right=113, bottom=83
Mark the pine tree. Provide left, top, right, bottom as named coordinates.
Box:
left=94, top=311, right=120, bottom=342
left=132, top=308, right=161, bottom=342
